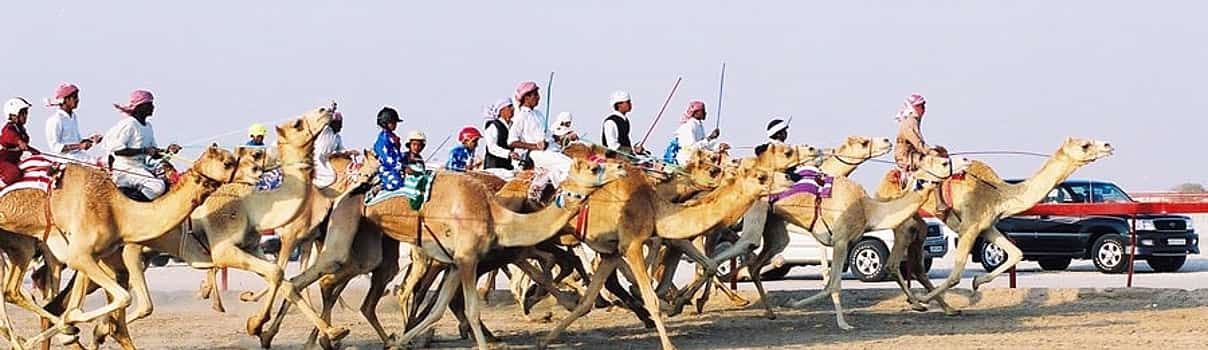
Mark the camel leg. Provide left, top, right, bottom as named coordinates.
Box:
left=920, top=219, right=991, bottom=303
left=789, top=237, right=854, bottom=330
left=118, top=244, right=155, bottom=324
left=746, top=215, right=791, bottom=319
left=886, top=222, right=928, bottom=311
left=479, top=269, right=498, bottom=304
left=362, top=239, right=400, bottom=343
left=972, top=226, right=1023, bottom=291
left=457, top=260, right=489, bottom=350
left=512, top=259, right=580, bottom=313
left=0, top=259, right=24, bottom=350
left=624, top=243, right=676, bottom=350
left=1, top=241, right=65, bottom=326
left=312, top=273, right=352, bottom=350
left=205, top=268, right=225, bottom=312
left=390, top=266, right=460, bottom=348
left=59, top=251, right=132, bottom=331
left=539, top=256, right=619, bottom=349
left=653, top=244, right=682, bottom=298
left=906, top=236, right=960, bottom=315
left=667, top=240, right=718, bottom=317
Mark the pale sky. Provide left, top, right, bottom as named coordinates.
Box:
left=5, top=1, right=1205, bottom=191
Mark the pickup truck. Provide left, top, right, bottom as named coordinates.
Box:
left=975, top=180, right=1200, bottom=273
left=717, top=218, right=951, bottom=282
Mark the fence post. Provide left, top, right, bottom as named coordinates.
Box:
left=729, top=258, right=738, bottom=290
left=1127, top=215, right=1137, bottom=288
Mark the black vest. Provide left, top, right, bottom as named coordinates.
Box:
left=483, top=119, right=513, bottom=170
left=602, top=114, right=633, bottom=150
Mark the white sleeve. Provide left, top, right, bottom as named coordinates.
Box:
left=506, top=117, right=524, bottom=145
left=45, top=116, right=66, bottom=153
left=677, top=122, right=715, bottom=151
left=102, top=122, right=133, bottom=153
left=483, top=123, right=511, bottom=158
left=603, top=119, right=620, bottom=150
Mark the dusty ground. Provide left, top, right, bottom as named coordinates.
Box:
left=5, top=286, right=1207, bottom=349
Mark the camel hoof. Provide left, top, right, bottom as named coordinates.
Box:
left=212, top=303, right=226, bottom=313
left=325, top=327, right=350, bottom=344
left=246, top=316, right=266, bottom=337
left=694, top=298, right=707, bottom=314
left=839, top=324, right=855, bottom=331
left=910, top=303, right=929, bottom=312
left=458, top=323, right=472, bottom=340
left=62, top=309, right=86, bottom=325
left=239, top=291, right=258, bottom=302
left=944, top=309, right=963, bottom=317
left=594, top=296, right=612, bottom=309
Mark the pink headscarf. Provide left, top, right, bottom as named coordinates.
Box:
left=44, top=83, right=80, bottom=107
left=682, top=100, right=705, bottom=123
left=114, top=89, right=154, bottom=116
left=894, top=93, right=926, bottom=122
left=514, top=81, right=538, bottom=104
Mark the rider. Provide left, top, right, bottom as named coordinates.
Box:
left=100, top=89, right=179, bottom=201
left=313, top=111, right=350, bottom=188
left=894, top=93, right=929, bottom=174
left=246, top=123, right=268, bottom=146
left=755, top=118, right=808, bottom=182
left=602, top=90, right=642, bottom=154
left=507, top=81, right=571, bottom=184
left=482, top=98, right=519, bottom=171
left=550, top=112, right=579, bottom=153
left=44, top=83, right=101, bottom=162
left=402, top=131, right=427, bottom=175
left=445, top=126, right=481, bottom=172
left=1, top=98, right=40, bottom=187
left=372, top=106, right=406, bottom=191
left=673, top=100, right=727, bottom=166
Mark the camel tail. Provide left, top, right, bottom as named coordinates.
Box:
left=863, top=190, right=929, bottom=231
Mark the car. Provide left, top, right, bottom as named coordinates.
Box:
left=716, top=218, right=952, bottom=282
left=260, top=233, right=302, bottom=262
left=974, top=180, right=1200, bottom=274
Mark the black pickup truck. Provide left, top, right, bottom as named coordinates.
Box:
left=975, top=180, right=1200, bottom=274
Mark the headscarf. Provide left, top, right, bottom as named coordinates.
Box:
left=682, top=100, right=705, bottom=123
left=114, top=89, right=154, bottom=116
left=484, top=98, right=514, bottom=120
left=45, top=83, right=79, bottom=107
left=894, top=93, right=927, bottom=122
left=514, top=81, right=539, bottom=104
left=766, top=118, right=789, bottom=137
left=552, top=112, right=574, bottom=137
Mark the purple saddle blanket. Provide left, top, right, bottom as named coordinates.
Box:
left=769, top=168, right=833, bottom=203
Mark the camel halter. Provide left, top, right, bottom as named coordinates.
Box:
left=830, top=145, right=875, bottom=167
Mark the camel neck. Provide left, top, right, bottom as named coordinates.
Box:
left=1000, top=150, right=1081, bottom=215
left=118, top=172, right=215, bottom=243
left=654, top=173, right=764, bottom=240
left=247, top=142, right=315, bottom=231
left=491, top=184, right=595, bottom=248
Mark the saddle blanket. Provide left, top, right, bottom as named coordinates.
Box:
left=366, top=170, right=436, bottom=210
left=0, top=155, right=58, bottom=197
left=769, top=167, right=833, bottom=203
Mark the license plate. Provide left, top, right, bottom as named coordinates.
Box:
left=1168, top=238, right=1187, bottom=246
left=928, top=246, right=944, bottom=253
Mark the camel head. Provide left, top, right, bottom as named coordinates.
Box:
left=913, top=154, right=972, bottom=183
left=561, top=158, right=627, bottom=194
left=680, top=148, right=725, bottom=187
left=733, top=165, right=794, bottom=197
left=275, top=106, right=333, bottom=153
left=1058, top=137, right=1114, bottom=164
left=189, top=144, right=241, bottom=186
left=563, top=142, right=614, bottom=160
left=832, top=136, right=893, bottom=163
left=750, top=143, right=822, bottom=172
left=233, top=146, right=270, bottom=184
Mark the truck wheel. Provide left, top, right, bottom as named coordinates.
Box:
left=149, top=255, right=170, bottom=268
left=1146, top=256, right=1186, bottom=273
left=1092, top=234, right=1129, bottom=274
left=849, top=240, right=890, bottom=282
left=1038, top=258, right=1072, bottom=271
left=979, top=241, right=1007, bottom=272
left=761, top=266, right=793, bottom=281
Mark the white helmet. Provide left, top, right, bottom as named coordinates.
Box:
left=3, top=97, right=31, bottom=117
left=610, top=90, right=631, bottom=106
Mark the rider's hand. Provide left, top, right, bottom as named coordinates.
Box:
left=166, top=144, right=182, bottom=154
left=509, top=152, right=521, bottom=160
left=144, top=147, right=161, bottom=158
left=708, top=129, right=720, bottom=140
left=718, top=143, right=731, bottom=152
left=80, top=139, right=94, bottom=150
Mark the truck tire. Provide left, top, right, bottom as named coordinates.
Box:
left=849, top=240, right=890, bottom=282
left=149, top=255, right=170, bottom=268
left=761, top=266, right=793, bottom=281
left=979, top=241, right=1007, bottom=272
left=1146, top=256, right=1186, bottom=273
left=1038, top=258, right=1072, bottom=271
left=1092, top=234, right=1129, bottom=274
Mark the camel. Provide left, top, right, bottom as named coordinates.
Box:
left=657, top=136, right=894, bottom=312
left=877, top=137, right=1114, bottom=312
left=35, top=145, right=239, bottom=343
left=537, top=143, right=813, bottom=350
left=260, top=155, right=628, bottom=350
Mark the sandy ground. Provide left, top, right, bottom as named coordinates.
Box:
left=5, top=285, right=1208, bottom=349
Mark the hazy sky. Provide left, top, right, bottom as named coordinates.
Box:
left=5, top=1, right=1205, bottom=191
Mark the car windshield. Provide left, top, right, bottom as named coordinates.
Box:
left=1045, top=182, right=1135, bottom=203
left=1089, top=182, right=1134, bottom=203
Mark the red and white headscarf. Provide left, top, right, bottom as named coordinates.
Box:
left=45, top=83, right=80, bottom=107
left=894, top=93, right=926, bottom=122
left=114, top=89, right=154, bottom=116
left=682, top=100, right=705, bottom=123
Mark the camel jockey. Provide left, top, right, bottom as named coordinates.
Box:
left=508, top=81, right=572, bottom=186
left=603, top=90, right=643, bottom=155
left=550, top=111, right=579, bottom=153
left=372, top=106, right=406, bottom=191
left=671, top=100, right=727, bottom=166
left=482, top=98, right=519, bottom=171
left=44, top=83, right=101, bottom=162
left=312, top=111, right=350, bottom=188
left=894, top=93, right=929, bottom=173
left=100, top=89, right=180, bottom=201
left=445, top=126, right=481, bottom=172
left=754, top=118, right=810, bottom=182
left=246, top=123, right=268, bottom=146
left=1, top=98, right=40, bottom=187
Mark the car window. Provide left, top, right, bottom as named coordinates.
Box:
left=1064, top=185, right=1089, bottom=203
left=1043, top=188, right=1066, bottom=203
left=1090, top=182, right=1133, bottom=203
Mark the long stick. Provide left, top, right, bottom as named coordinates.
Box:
left=426, top=133, right=454, bottom=159
left=715, top=62, right=726, bottom=130
left=544, top=71, right=555, bottom=133
left=637, top=76, right=684, bottom=148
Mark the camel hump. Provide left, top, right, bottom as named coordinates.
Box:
left=964, top=160, right=1005, bottom=184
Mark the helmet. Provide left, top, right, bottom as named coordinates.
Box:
left=377, top=107, right=401, bottom=127
left=458, top=126, right=482, bottom=142
left=248, top=123, right=268, bottom=137
left=407, top=130, right=427, bottom=142
left=3, top=97, right=31, bottom=116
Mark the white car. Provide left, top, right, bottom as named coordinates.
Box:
left=718, top=218, right=954, bottom=282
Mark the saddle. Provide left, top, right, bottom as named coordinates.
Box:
left=769, top=168, right=834, bottom=204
